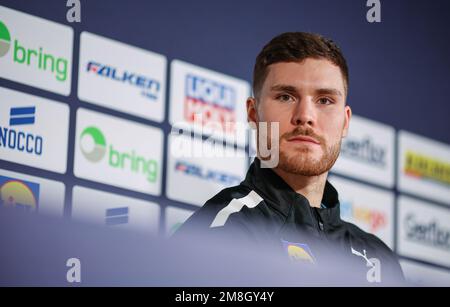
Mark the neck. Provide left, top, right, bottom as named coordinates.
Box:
left=272, top=166, right=328, bottom=208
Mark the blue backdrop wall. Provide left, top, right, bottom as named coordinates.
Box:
left=0, top=0, right=449, bottom=285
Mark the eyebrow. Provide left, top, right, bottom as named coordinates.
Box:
left=270, top=84, right=297, bottom=94
left=270, top=84, right=343, bottom=97
left=315, top=88, right=343, bottom=97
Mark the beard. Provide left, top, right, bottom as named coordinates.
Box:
left=276, top=126, right=342, bottom=176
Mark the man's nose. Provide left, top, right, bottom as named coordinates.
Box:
left=291, top=98, right=316, bottom=127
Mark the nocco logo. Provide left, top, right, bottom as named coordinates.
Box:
left=404, top=151, right=450, bottom=187
left=87, top=61, right=160, bottom=101
left=184, top=74, right=237, bottom=133
left=405, top=213, right=450, bottom=251
left=0, top=106, right=43, bottom=156
left=105, top=207, right=129, bottom=226
left=79, top=126, right=158, bottom=182
left=0, top=20, right=68, bottom=82
left=175, top=160, right=241, bottom=186
left=341, top=136, right=386, bottom=168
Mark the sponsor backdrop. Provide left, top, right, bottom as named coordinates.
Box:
left=0, top=1, right=449, bottom=286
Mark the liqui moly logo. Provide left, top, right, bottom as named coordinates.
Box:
left=184, top=74, right=237, bottom=134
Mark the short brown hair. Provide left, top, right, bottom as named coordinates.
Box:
left=252, top=32, right=349, bottom=98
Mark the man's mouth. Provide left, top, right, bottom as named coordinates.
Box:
left=287, top=135, right=321, bottom=145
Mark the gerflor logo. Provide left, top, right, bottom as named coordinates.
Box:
left=0, top=20, right=68, bottom=81
left=79, top=126, right=158, bottom=182
left=405, top=213, right=450, bottom=251
left=341, top=136, right=386, bottom=168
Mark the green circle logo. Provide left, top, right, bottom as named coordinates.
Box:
left=0, top=21, right=11, bottom=57
left=80, top=126, right=106, bottom=162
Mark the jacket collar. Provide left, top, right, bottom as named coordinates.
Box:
left=242, top=158, right=342, bottom=227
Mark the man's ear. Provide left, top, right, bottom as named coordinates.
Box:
left=342, top=105, right=352, bottom=138
left=247, top=97, right=258, bottom=126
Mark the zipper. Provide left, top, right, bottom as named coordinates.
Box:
left=318, top=220, right=324, bottom=231
left=309, top=206, right=325, bottom=233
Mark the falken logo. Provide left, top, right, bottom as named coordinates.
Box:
left=184, top=74, right=237, bottom=133
left=0, top=20, right=69, bottom=82
left=87, top=61, right=160, bottom=101
left=175, top=161, right=241, bottom=186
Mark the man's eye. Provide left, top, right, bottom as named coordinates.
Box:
left=277, top=94, right=294, bottom=102
left=318, top=97, right=333, bottom=105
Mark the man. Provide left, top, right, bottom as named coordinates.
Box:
left=175, top=32, right=404, bottom=285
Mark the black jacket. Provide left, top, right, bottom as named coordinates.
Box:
left=175, top=158, right=404, bottom=285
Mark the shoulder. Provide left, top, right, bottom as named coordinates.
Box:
left=343, top=221, right=391, bottom=251
left=173, top=184, right=266, bottom=236
left=342, top=220, right=404, bottom=281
